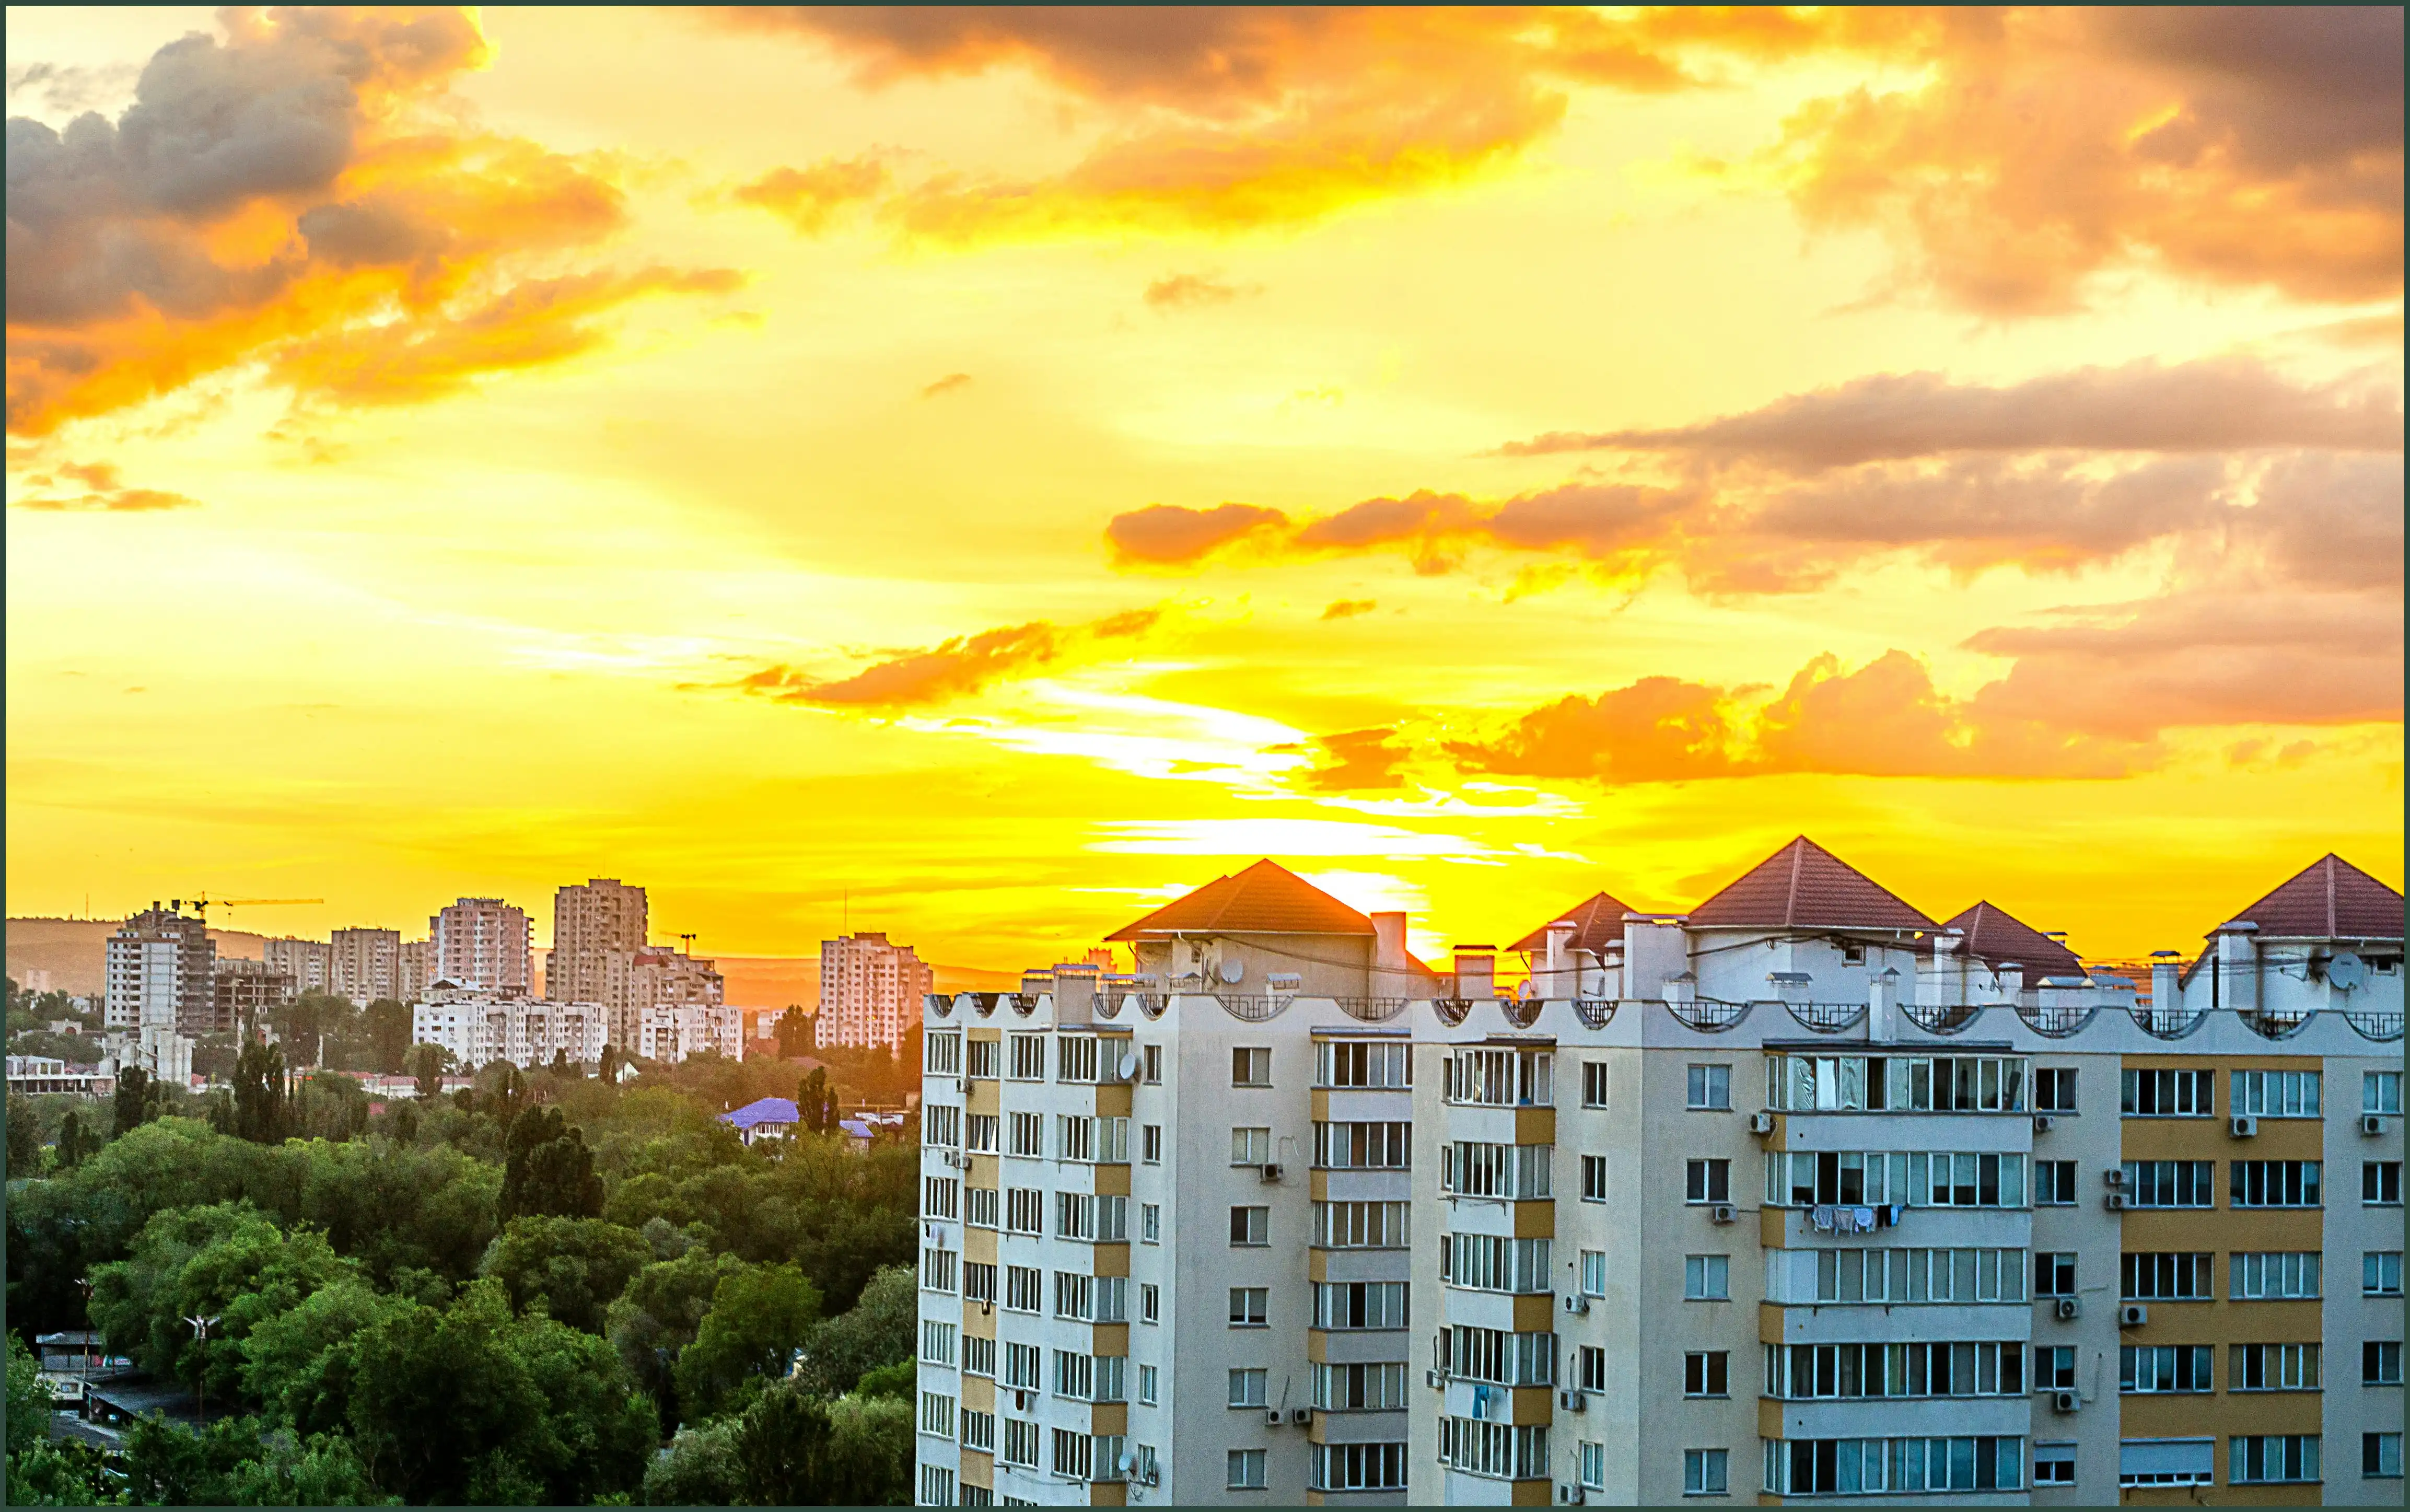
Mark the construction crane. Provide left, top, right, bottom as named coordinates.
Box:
left=678, top=932, right=698, bottom=955
left=189, top=894, right=324, bottom=920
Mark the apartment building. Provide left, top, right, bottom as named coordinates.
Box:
left=915, top=847, right=2405, bottom=1507
left=822, top=931, right=936, bottom=1052
left=410, top=995, right=606, bottom=1071
left=264, top=936, right=334, bottom=997
left=106, top=903, right=215, bottom=1033
left=638, top=1002, right=747, bottom=1064
left=430, top=897, right=533, bottom=994
left=553, top=879, right=649, bottom=1027
left=397, top=939, right=432, bottom=1002
left=329, top=926, right=401, bottom=1005
left=210, top=958, right=293, bottom=1030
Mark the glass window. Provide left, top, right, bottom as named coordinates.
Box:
left=1582, top=1061, right=1610, bottom=1108
left=2033, top=1067, right=2077, bottom=1113
left=2366, top=1341, right=2403, bottom=1385
left=1229, top=1206, right=1268, bottom=1246
left=1580, top=1249, right=1608, bottom=1297
left=1582, top=1154, right=1609, bottom=1202
left=1228, top=1286, right=1267, bottom=1327
left=2229, top=1434, right=2320, bottom=1485
left=1684, top=1352, right=1728, bottom=1397
left=2035, top=1252, right=2076, bottom=1297
left=1684, top=1448, right=1728, bottom=1495
left=1685, top=1254, right=1730, bottom=1300
left=1139, top=1283, right=1158, bottom=1323
left=1230, top=1126, right=1271, bottom=1165
left=1687, top=1064, right=1730, bottom=1110
left=2366, top=1161, right=2403, bottom=1206
left=1142, top=1043, right=1161, bottom=1084
left=2033, top=1442, right=2076, bottom=1485
left=1141, top=1123, right=1161, bottom=1163
left=1579, top=1441, right=1606, bottom=1491
left=1140, top=1203, right=1159, bottom=1243
left=1231, top=1047, right=1270, bottom=1087
left=2034, top=1160, right=2076, bottom=1205
left=2367, top=1252, right=2404, bottom=1297
left=2118, top=1437, right=2214, bottom=1488
left=1228, top=1368, right=1266, bottom=1407
left=2367, top=1433, right=2403, bottom=1479
left=1227, top=1449, right=1266, bottom=1489
left=1686, top=1159, right=1731, bottom=1204
left=2367, top=1071, right=2403, bottom=1115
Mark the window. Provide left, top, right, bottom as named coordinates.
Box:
left=1768, top=1053, right=2026, bottom=1113
left=1766, top=1341, right=2024, bottom=1399
left=922, top=1247, right=957, bottom=1292
left=1139, top=1202, right=1158, bottom=1243
left=2121, top=1252, right=2212, bottom=1300
left=2033, top=1067, right=2077, bottom=1113
left=927, top=1032, right=962, bottom=1075
left=1768, top=1435, right=2022, bottom=1493
left=1582, top=1060, right=1610, bottom=1108
left=1228, top=1367, right=1266, bottom=1407
left=1441, top=1140, right=1552, bottom=1198
left=1444, top=1047, right=1553, bottom=1107
left=1227, top=1449, right=1266, bottom=1490
left=1000, top=1416, right=1040, bottom=1468
left=2230, top=1434, right=2320, bottom=1485
left=1687, top=1063, right=1730, bottom=1110
left=923, top=1320, right=957, bottom=1366
left=2368, top=1252, right=2404, bottom=1297
left=1139, top=1283, right=1158, bottom=1323
left=2232, top=1159, right=2322, bottom=1208
left=967, top=1038, right=998, bottom=1079
left=2032, top=1441, right=2075, bottom=1486
left=1686, top=1159, right=1730, bottom=1204
left=1684, top=1351, right=1728, bottom=1397
left=1009, top=1033, right=1045, bottom=1080
left=1056, top=1034, right=1100, bottom=1084
left=1440, top=1234, right=1551, bottom=1293
left=2366, top=1160, right=2403, bottom=1205
left=1582, top=1154, right=1609, bottom=1202
left=1137, top=1364, right=1156, bottom=1405
left=1435, top=1325, right=1557, bottom=1386
left=2231, top=1343, right=2319, bottom=1390
left=1685, top=1254, right=1730, bottom=1300
left=1229, top=1205, right=1268, bottom=1246
left=1766, top=1149, right=2027, bottom=1208
left=966, top=1113, right=998, bottom=1154
left=1231, top=1046, right=1270, bottom=1087
left=1052, top=1272, right=1093, bottom=1321
left=962, top=1335, right=995, bottom=1379
left=2034, top=1347, right=2075, bottom=1390
left=924, top=1104, right=960, bottom=1147
left=1143, top=1043, right=1160, bottom=1084
left=1050, top=1427, right=1093, bottom=1480
left=2120, top=1159, right=2214, bottom=1207
left=1003, top=1341, right=1041, bottom=1389
left=925, top=1175, right=960, bottom=1219
left=2367, top=1433, right=2404, bottom=1479
left=1685, top=1448, right=1728, bottom=1496
left=2366, top=1340, right=2403, bottom=1385
left=1140, top=1123, right=1161, bottom=1163
left=1004, top=1264, right=1041, bottom=1312
left=1230, top=1126, right=1271, bottom=1165
left=2035, top=1251, right=2076, bottom=1297
left=2231, top=1069, right=2320, bottom=1117
left=2122, top=1067, right=2214, bottom=1116
left=1577, top=1346, right=1607, bottom=1392
left=1228, top=1286, right=1267, bottom=1327
left=1314, top=1362, right=1410, bottom=1410
left=2368, top=1070, right=2403, bottom=1115
left=2120, top=1345, right=2213, bottom=1393
left=2119, top=1438, right=2213, bottom=1488
left=960, top=1408, right=995, bottom=1452
left=1316, top=1039, right=1410, bottom=1088
left=2033, top=1160, right=2076, bottom=1205
left=1313, top=1281, right=1408, bottom=1329
left=920, top=1390, right=956, bottom=1437
left=1579, top=1249, right=1607, bottom=1297
left=1314, top=1120, right=1411, bottom=1169
left=1003, top=1187, right=1042, bottom=1234
left=1314, top=1200, right=1408, bottom=1248
left=1006, top=1112, right=1043, bottom=1158
left=1766, top=1246, right=2025, bottom=1305
left=963, top=1262, right=996, bottom=1306
left=921, top=1466, right=956, bottom=1505
left=1579, top=1441, right=1606, bottom=1491
left=1312, top=1442, right=1407, bottom=1492
left=1439, top=1419, right=1552, bottom=1482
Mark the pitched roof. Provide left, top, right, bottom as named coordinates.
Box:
left=1943, top=901, right=2085, bottom=978
left=720, top=1096, right=798, bottom=1130
left=2222, top=853, right=2405, bottom=940
left=1105, top=859, right=1375, bottom=941
left=1686, top=836, right=1936, bottom=932
left=1508, top=891, right=1639, bottom=955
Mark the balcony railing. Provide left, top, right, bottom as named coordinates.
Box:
left=1785, top=1001, right=1867, bottom=1034
left=1897, top=1001, right=1983, bottom=1036
left=1666, top=997, right=1752, bottom=1032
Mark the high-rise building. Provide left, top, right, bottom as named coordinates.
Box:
left=329, top=926, right=401, bottom=1005
left=211, top=958, right=293, bottom=1031
left=912, top=849, right=2406, bottom=1508
left=552, top=879, right=648, bottom=1019
left=624, top=945, right=725, bottom=1053
left=819, top=931, right=933, bottom=1052
left=263, top=936, right=333, bottom=996
left=430, top=897, right=532, bottom=994
left=106, top=903, right=215, bottom=1033
left=397, top=939, right=432, bottom=1002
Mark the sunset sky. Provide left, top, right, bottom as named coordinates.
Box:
left=6, top=6, right=2402, bottom=969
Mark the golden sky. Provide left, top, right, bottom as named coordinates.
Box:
left=6, top=6, right=2402, bottom=969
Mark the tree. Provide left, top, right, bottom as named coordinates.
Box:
left=642, top=1418, right=743, bottom=1505
left=500, top=1107, right=604, bottom=1222
left=673, top=1262, right=822, bottom=1422
left=364, top=1000, right=412, bottom=1075
left=479, top=1217, right=649, bottom=1336
left=225, top=1040, right=292, bottom=1144
left=773, top=1008, right=812, bottom=1059
left=54, top=1107, right=99, bottom=1169
left=732, top=1385, right=833, bottom=1504
left=821, top=1389, right=912, bottom=1505
left=792, top=1264, right=914, bottom=1398
left=604, top=1246, right=741, bottom=1421
left=6, top=1092, right=39, bottom=1177
left=6, top=1332, right=114, bottom=1506
left=404, top=1042, right=455, bottom=1102
left=796, top=1067, right=837, bottom=1135
left=112, top=1065, right=162, bottom=1138
left=239, top=1277, right=412, bottom=1437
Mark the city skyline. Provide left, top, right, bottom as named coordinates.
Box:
left=6, top=7, right=2402, bottom=973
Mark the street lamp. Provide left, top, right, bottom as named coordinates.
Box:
left=184, top=1315, right=219, bottom=1424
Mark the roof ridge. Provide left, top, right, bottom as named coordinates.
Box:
left=1786, top=839, right=1807, bottom=928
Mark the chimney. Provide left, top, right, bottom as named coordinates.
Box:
left=2216, top=924, right=2259, bottom=1014
left=1370, top=913, right=1413, bottom=1000
left=2149, top=950, right=2182, bottom=1021
left=1452, top=946, right=1496, bottom=1001
left=1995, top=961, right=2025, bottom=1000
left=1541, top=921, right=1577, bottom=1000
left=1868, top=967, right=1897, bottom=1042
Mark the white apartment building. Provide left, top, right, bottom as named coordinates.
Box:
left=431, top=897, right=533, bottom=994
left=264, top=936, right=334, bottom=996
left=915, top=849, right=2406, bottom=1508
left=821, top=931, right=935, bottom=1052
left=553, top=879, right=649, bottom=1026
left=411, top=995, right=606, bottom=1071
left=329, top=926, right=402, bottom=1005
left=106, top=903, right=214, bottom=1032
left=638, top=1003, right=747, bottom=1064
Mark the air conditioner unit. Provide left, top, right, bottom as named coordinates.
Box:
left=2032, top=1114, right=2055, bottom=1134
left=2103, top=1168, right=2125, bottom=1188
left=1710, top=1203, right=1737, bottom=1225
left=2103, top=1193, right=2128, bottom=1212
left=2366, top=1113, right=2390, bottom=1136
left=1290, top=1408, right=1311, bottom=1425
left=1259, top=1162, right=1283, bottom=1183
left=2052, top=1390, right=2081, bottom=1414
left=1264, top=1409, right=1283, bottom=1427
left=2055, top=1297, right=2081, bottom=1320
left=1558, top=1389, right=1586, bottom=1413
left=1426, top=1369, right=1445, bottom=1389
left=2230, top=1114, right=2258, bottom=1138
left=1748, top=1112, right=1776, bottom=1135
left=1563, top=1293, right=1590, bottom=1316
left=2118, top=1304, right=2148, bottom=1328
left=1559, top=1486, right=1586, bottom=1505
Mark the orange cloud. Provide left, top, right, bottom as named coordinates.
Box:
left=1144, top=272, right=1252, bottom=310
left=723, top=607, right=1163, bottom=708
left=1320, top=598, right=1377, bottom=620
left=1301, top=728, right=1412, bottom=792
left=920, top=372, right=973, bottom=399
left=1105, top=502, right=1289, bottom=565
left=730, top=154, right=892, bottom=235
left=11, top=460, right=200, bottom=513
left=5, top=8, right=737, bottom=435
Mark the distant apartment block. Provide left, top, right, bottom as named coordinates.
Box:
left=328, top=926, right=401, bottom=1005
left=398, top=939, right=432, bottom=1001
left=430, top=897, right=533, bottom=994
left=820, top=931, right=933, bottom=1052
left=553, top=878, right=648, bottom=1014
left=211, top=958, right=292, bottom=1030
left=264, top=936, right=333, bottom=996
left=412, top=994, right=605, bottom=1071
left=912, top=849, right=2405, bottom=1508
left=639, top=1003, right=747, bottom=1064
left=105, top=904, right=214, bottom=1035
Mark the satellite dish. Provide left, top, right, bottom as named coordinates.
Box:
left=1218, top=958, right=1245, bottom=984
left=1117, top=1451, right=1137, bottom=1474
left=1117, top=1051, right=1140, bottom=1081
left=2328, top=951, right=2367, bottom=992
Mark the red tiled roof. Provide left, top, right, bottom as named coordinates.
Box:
left=2222, top=853, right=2405, bottom=941
left=1104, top=859, right=1376, bottom=941
left=1508, top=891, right=1638, bottom=955
left=1943, top=901, right=2085, bottom=978
left=1686, top=836, right=1936, bottom=932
